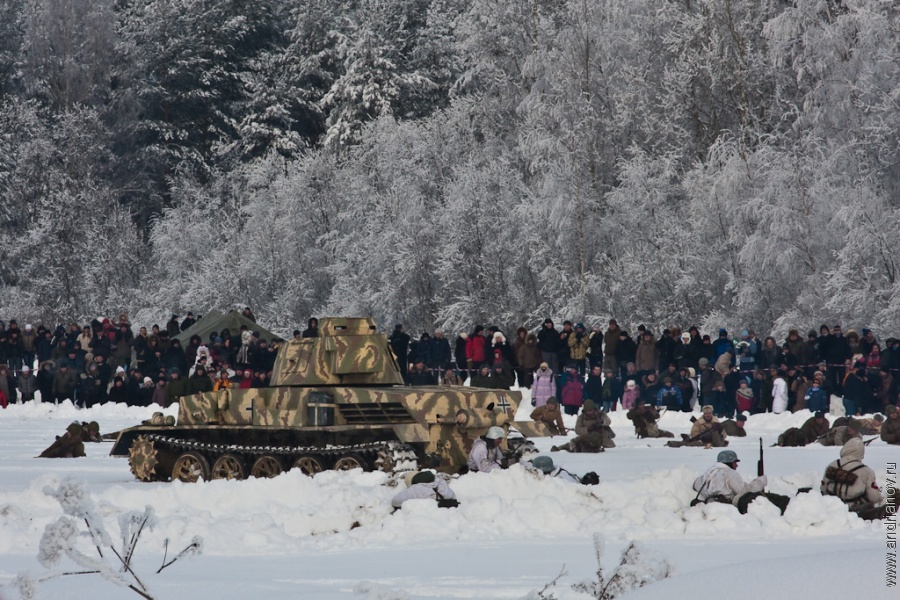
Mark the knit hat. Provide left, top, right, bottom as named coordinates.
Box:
left=582, top=400, right=596, bottom=411
left=539, top=362, right=549, bottom=369
left=143, top=377, right=153, bottom=385
left=116, top=366, right=126, bottom=374
left=625, top=380, right=637, bottom=389
left=698, top=357, right=709, bottom=366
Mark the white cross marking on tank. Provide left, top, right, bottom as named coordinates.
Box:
left=496, top=395, right=511, bottom=414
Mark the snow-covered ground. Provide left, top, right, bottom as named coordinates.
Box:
left=0, top=396, right=895, bottom=599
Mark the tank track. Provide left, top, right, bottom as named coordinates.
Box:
left=139, top=434, right=419, bottom=479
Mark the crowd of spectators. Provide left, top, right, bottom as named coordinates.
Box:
left=2, top=313, right=898, bottom=421
left=0, top=309, right=285, bottom=408
left=389, top=319, right=900, bottom=419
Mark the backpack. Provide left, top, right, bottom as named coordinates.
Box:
left=822, top=460, right=866, bottom=502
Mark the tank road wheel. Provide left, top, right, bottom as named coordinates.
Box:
left=211, top=454, right=247, bottom=480
left=334, top=454, right=370, bottom=472
left=250, top=455, right=283, bottom=479
left=172, top=452, right=210, bottom=483
left=292, top=455, right=324, bottom=476
left=129, top=435, right=160, bottom=482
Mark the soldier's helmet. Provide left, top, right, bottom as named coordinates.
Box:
left=531, top=456, right=554, bottom=474
left=164, top=415, right=176, bottom=426
left=717, top=450, right=739, bottom=464
left=87, top=421, right=100, bottom=433
left=485, top=426, right=505, bottom=440
left=66, top=422, right=81, bottom=436
left=150, top=412, right=166, bottom=425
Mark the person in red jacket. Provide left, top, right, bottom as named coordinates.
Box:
left=465, top=325, right=488, bottom=374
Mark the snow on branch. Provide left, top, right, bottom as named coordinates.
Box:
left=14, top=478, right=203, bottom=600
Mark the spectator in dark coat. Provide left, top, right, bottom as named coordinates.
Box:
left=389, top=324, right=411, bottom=383
left=427, top=330, right=452, bottom=370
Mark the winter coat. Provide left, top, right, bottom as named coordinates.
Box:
left=656, top=385, right=683, bottom=410
left=574, top=410, right=611, bottom=437
left=881, top=415, right=900, bottom=445
left=804, top=385, right=829, bottom=413
left=799, top=416, right=830, bottom=444
left=559, top=375, right=584, bottom=409
left=567, top=332, right=590, bottom=361
left=516, top=335, right=542, bottom=371
left=615, top=335, right=637, bottom=367
left=531, top=368, right=556, bottom=407
left=690, top=415, right=721, bottom=439
left=467, top=438, right=503, bottom=473
left=428, top=337, right=452, bottom=369
left=167, top=377, right=188, bottom=404
left=392, top=478, right=456, bottom=508
left=537, top=326, right=561, bottom=354
left=582, top=374, right=604, bottom=402
left=52, top=369, right=77, bottom=398
left=693, top=463, right=767, bottom=506
left=736, top=387, right=754, bottom=413
left=530, top=404, right=566, bottom=435
left=454, top=336, right=468, bottom=370
left=465, top=335, right=487, bottom=364
left=18, top=373, right=37, bottom=401
left=621, top=387, right=640, bottom=411
left=603, top=328, right=620, bottom=364
left=187, top=373, right=213, bottom=395
left=634, top=338, right=658, bottom=372
left=771, top=377, right=788, bottom=413
left=820, top=438, right=882, bottom=507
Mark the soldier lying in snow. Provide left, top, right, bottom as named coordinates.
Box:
left=667, top=405, right=727, bottom=448
left=38, top=422, right=86, bottom=458
left=776, top=411, right=829, bottom=447
left=392, top=470, right=458, bottom=509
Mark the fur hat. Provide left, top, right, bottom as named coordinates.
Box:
left=625, top=380, right=637, bottom=389
left=702, top=405, right=714, bottom=414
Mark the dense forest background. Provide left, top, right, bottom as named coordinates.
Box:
left=0, top=0, right=898, bottom=336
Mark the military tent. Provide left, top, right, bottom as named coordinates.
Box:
left=172, top=310, right=281, bottom=346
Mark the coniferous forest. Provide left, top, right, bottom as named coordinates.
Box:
left=0, top=0, right=898, bottom=336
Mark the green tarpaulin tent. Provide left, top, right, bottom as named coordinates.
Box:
left=172, top=310, right=281, bottom=346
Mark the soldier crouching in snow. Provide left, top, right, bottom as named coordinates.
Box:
left=626, top=402, right=673, bottom=439
left=720, top=413, right=747, bottom=437
left=820, top=437, right=887, bottom=520
left=692, top=450, right=791, bottom=514
left=530, top=396, right=567, bottom=436
left=551, top=400, right=614, bottom=452
left=467, top=426, right=507, bottom=473
left=38, top=421, right=86, bottom=458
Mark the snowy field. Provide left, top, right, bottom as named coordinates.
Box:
left=0, top=395, right=896, bottom=600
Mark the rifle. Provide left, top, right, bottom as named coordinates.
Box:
left=757, top=437, right=764, bottom=477
left=863, top=435, right=879, bottom=446
left=681, top=421, right=722, bottom=445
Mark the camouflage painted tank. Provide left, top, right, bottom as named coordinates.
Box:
left=110, top=318, right=549, bottom=482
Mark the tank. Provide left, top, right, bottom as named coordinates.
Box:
left=110, top=317, right=550, bottom=482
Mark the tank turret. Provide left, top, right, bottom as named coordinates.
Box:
left=271, top=317, right=403, bottom=386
